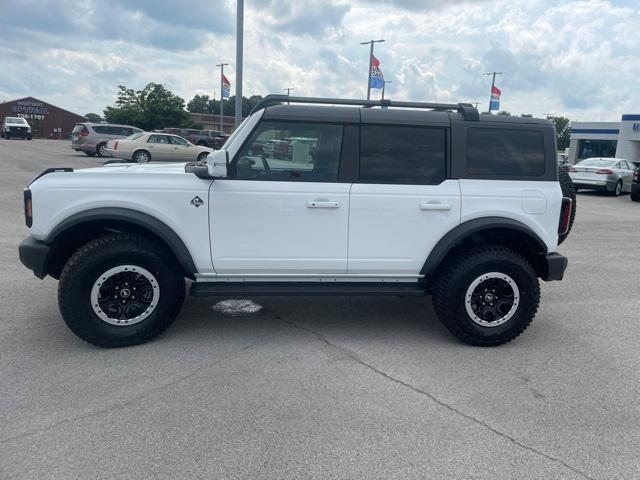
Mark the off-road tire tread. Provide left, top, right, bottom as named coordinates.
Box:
left=432, top=245, right=540, bottom=347
left=558, top=165, right=576, bottom=245
left=58, top=233, right=185, bottom=347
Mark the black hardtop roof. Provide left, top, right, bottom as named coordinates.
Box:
left=262, top=103, right=551, bottom=127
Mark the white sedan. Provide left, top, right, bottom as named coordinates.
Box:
left=104, top=132, right=213, bottom=163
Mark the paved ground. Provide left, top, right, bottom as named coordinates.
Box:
left=1, top=139, right=639, bottom=480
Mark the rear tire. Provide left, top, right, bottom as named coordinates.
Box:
left=432, top=245, right=540, bottom=347
left=558, top=165, right=576, bottom=245
left=133, top=150, right=151, bottom=163
left=197, top=152, right=209, bottom=162
left=612, top=180, right=623, bottom=196
left=96, top=143, right=107, bottom=157
left=58, top=233, right=185, bottom=348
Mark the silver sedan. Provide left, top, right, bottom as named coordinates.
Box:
left=569, top=157, right=635, bottom=196
left=104, top=132, right=213, bottom=163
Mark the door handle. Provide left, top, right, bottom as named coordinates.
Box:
left=306, top=200, right=339, bottom=208
left=419, top=202, right=451, bottom=211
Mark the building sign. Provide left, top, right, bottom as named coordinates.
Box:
left=11, top=100, right=49, bottom=120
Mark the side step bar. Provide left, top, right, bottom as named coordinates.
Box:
left=190, top=282, right=426, bottom=297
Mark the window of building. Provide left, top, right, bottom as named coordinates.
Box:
left=577, top=139, right=617, bottom=160
left=231, top=121, right=343, bottom=182
left=359, top=125, right=446, bottom=185
left=467, top=128, right=545, bottom=176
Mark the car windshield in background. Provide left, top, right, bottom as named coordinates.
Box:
left=579, top=158, right=615, bottom=167
left=127, top=132, right=145, bottom=141
left=6, top=117, right=26, bottom=124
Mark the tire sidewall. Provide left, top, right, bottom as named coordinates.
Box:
left=134, top=150, right=150, bottom=163
left=61, top=246, right=182, bottom=345
left=450, top=258, right=539, bottom=342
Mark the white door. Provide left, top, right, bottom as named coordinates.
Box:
left=348, top=125, right=461, bottom=275
left=210, top=121, right=349, bottom=274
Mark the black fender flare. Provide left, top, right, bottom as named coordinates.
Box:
left=47, top=207, right=197, bottom=276
left=420, top=217, right=548, bottom=276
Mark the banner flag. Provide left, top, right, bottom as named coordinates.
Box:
left=222, top=74, right=231, bottom=99
left=370, top=54, right=384, bottom=89
left=490, top=85, right=501, bottom=111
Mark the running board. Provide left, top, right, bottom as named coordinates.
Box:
left=190, top=282, right=426, bottom=297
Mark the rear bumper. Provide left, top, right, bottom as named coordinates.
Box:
left=541, top=253, right=568, bottom=282
left=571, top=178, right=617, bottom=191
left=19, top=236, right=52, bottom=279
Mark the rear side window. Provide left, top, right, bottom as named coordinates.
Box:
left=467, top=128, right=545, bottom=176
left=72, top=124, right=88, bottom=134
left=359, top=125, right=446, bottom=185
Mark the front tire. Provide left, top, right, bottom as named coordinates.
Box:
left=96, top=143, right=107, bottom=157
left=432, top=245, right=540, bottom=347
left=197, top=152, right=209, bottom=162
left=58, top=233, right=185, bottom=347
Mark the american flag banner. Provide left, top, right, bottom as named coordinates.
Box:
left=222, top=74, right=231, bottom=99
left=370, top=54, right=384, bottom=89
left=490, top=85, right=501, bottom=111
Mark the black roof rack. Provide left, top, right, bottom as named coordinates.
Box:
left=250, top=94, right=480, bottom=121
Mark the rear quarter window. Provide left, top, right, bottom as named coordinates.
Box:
left=467, top=128, right=546, bottom=177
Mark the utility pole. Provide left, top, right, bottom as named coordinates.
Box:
left=284, top=87, right=294, bottom=104
left=216, top=62, right=229, bottom=132
left=483, top=71, right=505, bottom=113
left=360, top=39, right=385, bottom=100
left=235, top=0, right=244, bottom=128
left=382, top=80, right=392, bottom=100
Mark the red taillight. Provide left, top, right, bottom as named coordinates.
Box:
left=569, top=166, right=577, bottom=172
left=596, top=168, right=613, bottom=174
left=114, top=141, right=118, bottom=150
left=634, top=171, right=639, bottom=182
left=558, top=197, right=572, bottom=236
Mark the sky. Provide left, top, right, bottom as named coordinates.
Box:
left=1, top=0, right=639, bottom=121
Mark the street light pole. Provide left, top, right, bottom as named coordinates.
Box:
left=235, top=0, right=244, bottom=128
left=360, top=39, right=385, bottom=100
left=216, top=62, right=229, bottom=132
left=382, top=80, right=392, bottom=100
left=284, top=87, right=294, bottom=104
left=483, top=71, right=505, bottom=113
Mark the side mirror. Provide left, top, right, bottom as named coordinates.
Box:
left=207, top=149, right=228, bottom=178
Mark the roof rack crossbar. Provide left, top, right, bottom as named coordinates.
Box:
left=250, top=94, right=480, bottom=121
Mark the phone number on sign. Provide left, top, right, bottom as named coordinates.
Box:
left=16, top=114, right=45, bottom=120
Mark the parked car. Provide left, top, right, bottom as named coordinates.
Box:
left=2, top=117, right=32, bottom=139
left=569, top=157, right=635, bottom=195
left=162, top=127, right=187, bottom=136
left=214, top=133, right=230, bottom=149
left=104, top=132, right=212, bottom=163
left=185, top=129, right=224, bottom=148
left=631, top=167, right=639, bottom=202
left=71, top=122, right=143, bottom=157
left=19, top=94, right=574, bottom=348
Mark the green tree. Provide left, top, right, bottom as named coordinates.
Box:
left=187, top=94, right=214, bottom=114
left=186, top=94, right=264, bottom=119
left=497, top=110, right=512, bottom=116
left=104, top=83, right=189, bottom=130
left=548, top=116, right=571, bottom=150
left=84, top=112, right=102, bottom=122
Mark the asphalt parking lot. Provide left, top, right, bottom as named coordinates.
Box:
left=1, top=138, right=639, bottom=480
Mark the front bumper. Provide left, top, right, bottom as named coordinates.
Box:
left=19, top=236, right=52, bottom=279
left=541, top=253, right=568, bottom=282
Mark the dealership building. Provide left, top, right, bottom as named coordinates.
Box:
left=0, top=97, right=86, bottom=139
left=568, top=114, right=640, bottom=165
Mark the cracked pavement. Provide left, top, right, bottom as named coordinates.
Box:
left=1, top=140, right=639, bottom=479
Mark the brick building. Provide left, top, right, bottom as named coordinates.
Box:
left=0, top=97, right=86, bottom=139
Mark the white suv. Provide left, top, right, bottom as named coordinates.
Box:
left=19, top=96, right=574, bottom=348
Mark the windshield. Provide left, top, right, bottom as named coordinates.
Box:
left=222, top=116, right=251, bottom=150
left=127, top=132, right=145, bottom=141
left=6, top=117, right=27, bottom=124
left=578, top=158, right=615, bottom=167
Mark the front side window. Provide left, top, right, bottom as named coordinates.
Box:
left=359, top=125, right=446, bottom=185
left=467, top=128, right=545, bottom=176
left=230, top=121, right=343, bottom=182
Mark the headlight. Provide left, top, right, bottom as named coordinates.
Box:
left=24, top=189, right=32, bottom=227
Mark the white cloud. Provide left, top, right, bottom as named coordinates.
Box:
left=0, top=0, right=638, bottom=121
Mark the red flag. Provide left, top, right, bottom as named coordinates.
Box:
left=371, top=54, right=380, bottom=68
